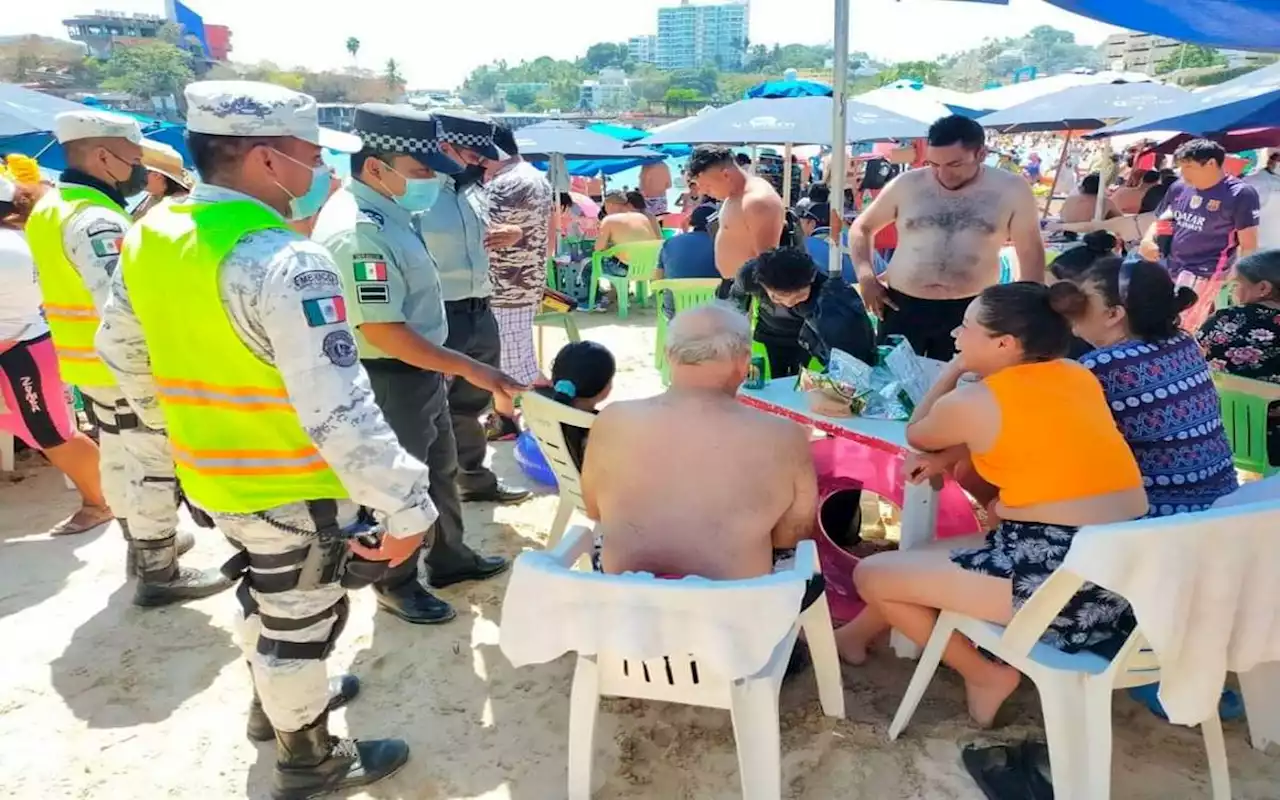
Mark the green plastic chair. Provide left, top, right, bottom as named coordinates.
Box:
left=650, top=278, right=723, bottom=383
left=1213, top=372, right=1280, bottom=476
left=588, top=240, right=664, bottom=319
left=533, top=311, right=583, bottom=372
left=545, top=258, right=558, bottom=291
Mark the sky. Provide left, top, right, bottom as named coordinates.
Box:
left=21, top=0, right=1125, bottom=89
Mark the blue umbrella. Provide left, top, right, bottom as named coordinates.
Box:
left=587, top=121, right=691, bottom=157
left=513, top=121, right=663, bottom=161
left=746, top=79, right=833, bottom=99
left=637, top=96, right=927, bottom=146
left=1092, top=62, right=1280, bottom=137
left=0, top=82, right=90, bottom=137
left=1044, top=0, right=1280, bottom=53
left=980, top=81, right=1189, bottom=133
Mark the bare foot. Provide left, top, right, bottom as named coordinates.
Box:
left=833, top=625, right=870, bottom=666
left=964, top=664, right=1021, bottom=728
left=48, top=504, right=114, bottom=536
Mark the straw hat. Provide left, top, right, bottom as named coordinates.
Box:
left=141, top=140, right=195, bottom=190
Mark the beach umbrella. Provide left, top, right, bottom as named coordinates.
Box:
left=967, top=71, right=1157, bottom=112
left=1092, top=62, right=1280, bottom=138
left=855, top=80, right=989, bottom=122
left=1151, top=128, right=1280, bottom=154
left=746, top=79, right=833, bottom=99
left=514, top=121, right=663, bottom=161
left=0, top=83, right=90, bottom=138
left=637, top=96, right=928, bottom=147
left=587, top=121, right=691, bottom=156
left=1044, top=0, right=1280, bottom=53
left=980, top=81, right=1189, bottom=133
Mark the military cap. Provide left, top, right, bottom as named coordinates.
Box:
left=184, top=80, right=362, bottom=153
left=54, top=110, right=143, bottom=145
left=432, top=110, right=502, bottom=161
left=353, top=104, right=463, bottom=175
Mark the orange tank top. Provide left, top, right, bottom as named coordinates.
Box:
left=970, top=360, right=1143, bottom=509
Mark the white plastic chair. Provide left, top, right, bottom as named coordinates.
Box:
left=888, top=569, right=1230, bottom=800
left=543, top=526, right=845, bottom=800
left=520, top=390, right=597, bottom=548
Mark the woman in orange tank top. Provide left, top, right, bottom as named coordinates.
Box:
left=835, top=282, right=1148, bottom=729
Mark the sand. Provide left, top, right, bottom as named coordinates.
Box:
left=2, top=308, right=1278, bottom=799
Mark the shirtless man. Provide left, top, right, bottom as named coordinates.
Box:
left=851, top=115, right=1045, bottom=360
left=686, top=145, right=785, bottom=299
left=639, top=160, right=673, bottom=218
left=581, top=304, right=816, bottom=580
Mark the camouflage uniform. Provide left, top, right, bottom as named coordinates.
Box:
left=486, top=160, right=554, bottom=384
left=97, top=182, right=437, bottom=731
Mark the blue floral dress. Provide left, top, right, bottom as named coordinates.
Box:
left=1081, top=334, right=1238, bottom=516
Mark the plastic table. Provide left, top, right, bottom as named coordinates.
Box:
left=739, top=378, right=944, bottom=658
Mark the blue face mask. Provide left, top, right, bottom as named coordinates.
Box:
left=383, top=163, right=442, bottom=212
left=271, top=148, right=331, bottom=221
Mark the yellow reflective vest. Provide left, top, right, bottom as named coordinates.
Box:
left=120, top=199, right=349, bottom=512
left=25, top=185, right=123, bottom=389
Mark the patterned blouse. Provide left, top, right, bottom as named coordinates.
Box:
left=1080, top=333, right=1237, bottom=516
left=1196, top=303, right=1280, bottom=384
left=487, top=161, right=553, bottom=309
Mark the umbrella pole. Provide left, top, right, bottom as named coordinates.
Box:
left=782, top=142, right=794, bottom=207
left=1043, top=130, right=1074, bottom=221
left=1094, top=138, right=1115, bottom=222
left=750, top=145, right=759, bottom=174
left=829, top=0, right=851, bottom=277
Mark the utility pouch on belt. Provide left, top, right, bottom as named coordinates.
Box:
left=219, top=505, right=392, bottom=592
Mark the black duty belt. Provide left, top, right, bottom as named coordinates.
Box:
left=445, top=297, right=489, bottom=313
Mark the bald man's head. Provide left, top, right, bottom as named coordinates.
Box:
left=666, top=303, right=752, bottom=393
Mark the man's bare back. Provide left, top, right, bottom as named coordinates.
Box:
left=583, top=390, right=814, bottom=580
left=715, top=175, right=784, bottom=280
left=881, top=166, right=1036, bottom=299
left=600, top=211, right=660, bottom=249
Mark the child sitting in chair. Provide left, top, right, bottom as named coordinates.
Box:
left=535, top=341, right=616, bottom=472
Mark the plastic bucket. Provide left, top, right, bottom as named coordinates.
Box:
left=816, top=485, right=867, bottom=624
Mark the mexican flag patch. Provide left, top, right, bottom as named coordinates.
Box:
left=302, top=295, right=347, bottom=327
left=91, top=237, right=123, bottom=257
left=354, top=260, right=388, bottom=282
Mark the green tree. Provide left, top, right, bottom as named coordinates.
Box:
left=100, top=42, right=194, bottom=99
left=582, top=42, right=628, bottom=72
left=346, top=37, right=361, bottom=64
left=384, top=58, right=405, bottom=93
left=1156, top=44, right=1227, bottom=75
left=504, top=85, right=539, bottom=110
left=876, top=60, right=941, bottom=86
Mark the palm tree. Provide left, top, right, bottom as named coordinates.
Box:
left=384, top=58, right=405, bottom=93
left=345, top=37, right=360, bottom=65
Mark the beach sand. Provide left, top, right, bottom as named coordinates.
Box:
left=2, top=307, right=1278, bottom=799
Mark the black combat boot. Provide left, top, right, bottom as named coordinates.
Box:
left=123, top=522, right=196, bottom=577
left=247, top=672, right=362, bottom=742
left=131, top=535, right=233, bottom=607
left=270, top=711, right=409, bottom=800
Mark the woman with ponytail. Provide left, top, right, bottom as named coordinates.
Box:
left=534, top=341, right=616, bottom=471
left=837, top=282, right=1147, bottom=727
left=1049, top=244, right=1238, bottom=515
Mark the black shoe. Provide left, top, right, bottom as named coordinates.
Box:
left=460, top=480, right=533, bottom=505
left=271, top=712, right=409, bottom=800
left=248, top=675, right=361, bottom=743
left=429, top=555, right=511, bottom=589
left=373, top=582, right=456, bottom=625
left=125, top=529, right=195, bottom=576
left=132, top=565, right=234, bottom=608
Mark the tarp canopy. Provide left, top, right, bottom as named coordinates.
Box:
left=514, top=121, right=663, bottom=161
left=1092, top=62, right=1280, bottom=138
left=746, top=79, right=833, bottom=99
left=980, top=81, right=1189, bottom=132
left=1044, top=0, right=1280, bottom=53
left=636, top=95, right=928, bottom=146
left=0, top=82, right=90, bottom=137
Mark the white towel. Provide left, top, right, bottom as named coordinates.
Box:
left=1061, top=496, right=1280, bottom=726
left=499, top=551, right=808, bottom=679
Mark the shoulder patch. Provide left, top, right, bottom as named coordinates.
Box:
left=292, top=270, right=342, bottom=292
left=86, top=219, right=125, bottom=238
left=301, top=295, right=347, bottom=327
left=322, top=330, right=358, bottom=368
left=353, top=258, right=388, bottom=282
left=90, top=235, right=124, bottom=257
left=358, top=208, right=385, bottom=229
left=356, top=284, right=391, bottom=304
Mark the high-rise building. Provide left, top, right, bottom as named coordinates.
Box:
left=656, top=1, right=749, bottom=71
left=628, top=35, right=658, bottom=65
left=1103, top=32, right=1183, bottom=75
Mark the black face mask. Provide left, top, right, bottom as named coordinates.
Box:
left=117, top=162, right=149, bottom=197
left=455, top=165, right=486, bottom=187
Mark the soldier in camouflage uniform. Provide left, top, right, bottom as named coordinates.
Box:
left=97, top=81, right=429, bottom=800
left=483, top=123, right=556, bottom=386
left=26, top=110, right=227, bottom=606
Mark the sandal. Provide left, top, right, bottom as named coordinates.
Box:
left=961, top=743, right=1035, bottom=800
left=1020, top=740, right=1054, bottom=800
left=48, top=505, right=115, bottom=536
